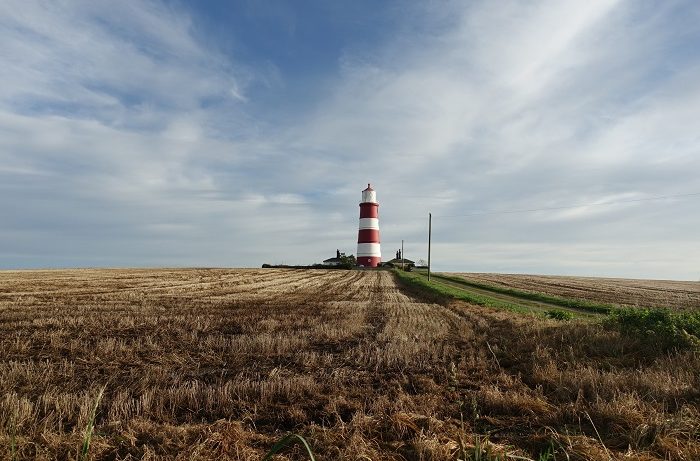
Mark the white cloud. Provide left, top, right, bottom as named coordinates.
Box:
left=0, top=0, right=243, bottom=127
left=1, top=0, right=699, bottom=278
left=277, top=0, right=700, bottom=278
left=431, top=241, right=700, bottom=280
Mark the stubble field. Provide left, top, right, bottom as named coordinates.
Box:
left=454, top=273, right=700, bottom=311
left=0, top=268, right=698, bottom=460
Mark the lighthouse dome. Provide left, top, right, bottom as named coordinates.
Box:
left=361, top=184, right=377, bottom=204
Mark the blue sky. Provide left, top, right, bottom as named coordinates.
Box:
left=1, top=0, right=700, bottom=279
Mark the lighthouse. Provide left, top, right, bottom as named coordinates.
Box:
left=357, top=184, right=381, bottom=267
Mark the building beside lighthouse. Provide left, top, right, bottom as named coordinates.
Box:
left=356, top=184, right=381, bottom=267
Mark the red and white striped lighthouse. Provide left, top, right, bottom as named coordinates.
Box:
left=357, top=183, right=381, bottom=267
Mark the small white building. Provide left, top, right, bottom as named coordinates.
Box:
left=323, top=249, right=345, bottom=266
left=323, top=257, right=344, bottom=266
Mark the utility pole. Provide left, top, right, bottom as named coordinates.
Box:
left=428, top=212, right=432, bottom=281
left=401, top=239, right=404, bottom=270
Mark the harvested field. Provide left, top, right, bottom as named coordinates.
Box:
left=455, top=273, right=700, bottom=311
left=1, top=268, right=698, bottom=460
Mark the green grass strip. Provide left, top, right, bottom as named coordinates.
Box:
left=263, top=433, right=316, bottom=461
left=393, top=270, right=531, bottom=314
left=425, top=271, right=614, bottom=314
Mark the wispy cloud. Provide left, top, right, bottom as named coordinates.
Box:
left=1, top=0, right=699, bottom=278
left=0, top=1, right=243, bottom=118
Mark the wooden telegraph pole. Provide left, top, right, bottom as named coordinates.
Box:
left=428, top=213, right=432, bottom=281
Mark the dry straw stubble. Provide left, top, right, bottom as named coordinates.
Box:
left=0, top=268, right=698, bottom=460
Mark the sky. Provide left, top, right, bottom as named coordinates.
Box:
left=1, top=0, right=699, bottom=280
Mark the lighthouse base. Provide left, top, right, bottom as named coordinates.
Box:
left=357, top=256, right=381, bottom=267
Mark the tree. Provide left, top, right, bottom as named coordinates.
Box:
left=339, top=254, right=357, bottom=269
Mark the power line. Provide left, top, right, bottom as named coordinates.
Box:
left=434, top=192, right=700, bottom=218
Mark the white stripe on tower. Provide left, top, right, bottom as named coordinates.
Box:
left=357, top=242, right=381, bottom=254
left=358, top=218, right=379, bottom=229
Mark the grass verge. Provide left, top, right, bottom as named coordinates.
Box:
left=397, top=269, right=700, bottom=351
left=392, top=270, right=531, bottom=314
left=424, top=271, right=614, bottom=314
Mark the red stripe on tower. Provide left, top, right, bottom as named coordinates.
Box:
left=359, top=206, right=378, bottom=218
left=357, top=184, right=381, bottom=267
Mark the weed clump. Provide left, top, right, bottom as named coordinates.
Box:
left=607, top=307, right=700, bottom=351
left=544, top=309, right=574, bottom=321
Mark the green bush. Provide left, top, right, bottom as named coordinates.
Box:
left=606, top=307, right=700, bottom=351
left=544, top=309, right=573, bottom=321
